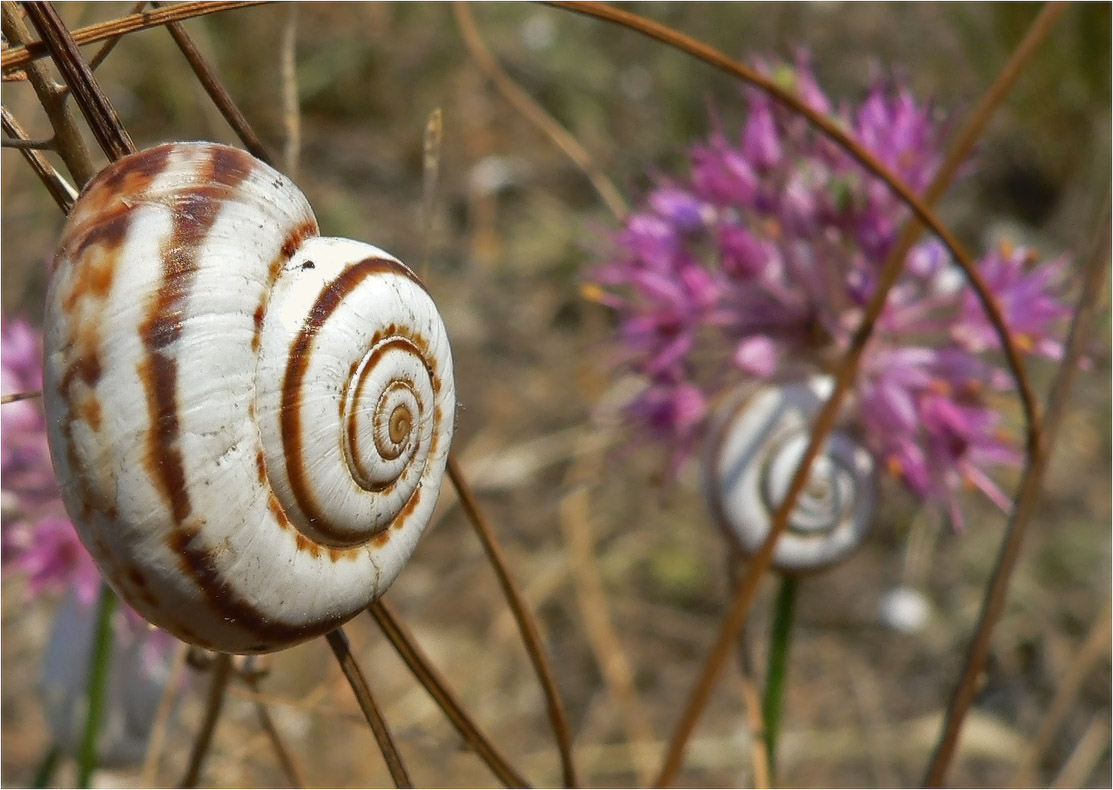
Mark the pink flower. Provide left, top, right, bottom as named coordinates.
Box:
left=586, top=57, right=1071, bottom=528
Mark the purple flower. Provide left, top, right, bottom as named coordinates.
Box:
left=586, top=57, right=1071, bottom=528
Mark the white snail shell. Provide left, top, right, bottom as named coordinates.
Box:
left=42, top=142, right=456, bottom=654
left=702, top=374, right=877, bottom=574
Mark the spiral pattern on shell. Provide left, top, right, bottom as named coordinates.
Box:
left=42, top=142, right=455, bottom=653
left=703, top=374, right=877, bottom=574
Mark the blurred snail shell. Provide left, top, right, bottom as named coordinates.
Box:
left=42, top=142, right=456, bottom=654
left=702, top=374, right=877, bottom=574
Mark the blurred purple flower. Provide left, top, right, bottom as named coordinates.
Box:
left=587, top=57, right=1070, bottom=529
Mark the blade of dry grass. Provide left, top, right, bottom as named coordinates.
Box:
left=368, top=598, right=531, bottom=789
left=559, top=439, right=655, bottom=786
left=1, top=1, right=268, bottom=71
left=22, top=1, right=135, bottom=162
left=1011, top=598, right=1113, bottom=787
left=2, top=1, right=95, bottom=184
left=325, top=627, right=413, bottom=788
left=150, top=0, right=272, bottom=164
left=242, top=671, right=309, bottom=788
left=447, top=455, right=580, bottom=788
left=141, top=641, right=190, bottom=786
left=179, top=652, right=233, bottom=788
left=0, top=107, right=75, bottom=211
left=279, top=1, right=300, bottom=176
left=421, top=106, right=443, bottom=280
left=1048, top=713, right=1110, bottom=789
left=454, top=2, right=628, bottom=220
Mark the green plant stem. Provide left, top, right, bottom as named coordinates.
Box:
left=32, top=743, right=61, bottom=788
left=77, top=583, right=116, bottom=788
left=762, top=576, right=799, bottom=784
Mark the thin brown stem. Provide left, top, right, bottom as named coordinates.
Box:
left=420, top=106, right=442, bottom=281
left=0, top=135, right=54, bottom=149
left=241, top=672, right=308, bottom=789
left=455, top=2, right=628, bottom=220
left=875, top=1, right=1067, bottom=461
left=2, top=1, right=94, bottom=185
left=279, top=1, right=300, bottom=176
left=924, top=190, right=1112, bottom=786
left=85, top=1, right=147, bottom=72
left=178, top=652, right=233, bottom=788
left=0, top=389, right=42, bottom=405
left=151, top=0, right=272, bottom=164
left=1, top=107, right=74, bottom=212
left=22, top=1, right=135, bottom=162
left=325, top=628, right=413, bottom=788
left=560, top=442, right=654, bottom=785
left=141, top=641, right=189, bottom=786
left=1011, top=598, right=1113, bottom=787
left=368, top=599, right=531, bottom=789
left=1, top=1, right=267, bottom=71
left=447, top=455, right=580, bottom=788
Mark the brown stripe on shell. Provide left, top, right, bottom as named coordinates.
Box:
left=355, top=255, right=429, bottom=294
left=170, top=523, right=353, bottom=651
left=56, top=145, right=175, bottom=266
left=138, top=146, right=259, bottom=526
left=281, top=260, right=440, bottom=546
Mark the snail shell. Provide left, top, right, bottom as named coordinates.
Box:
left=702, top=374, right=877, bottom=574
left=42, top=142, right=456, bottom=654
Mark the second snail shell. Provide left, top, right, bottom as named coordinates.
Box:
left=42, top=142, right=455, bottom=654
left=702, top=374, right=878, bottom=574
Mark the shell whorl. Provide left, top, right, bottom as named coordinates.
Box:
left=702, top=375, right=877, bottom=574
left=42, top=142, right=455, bottom=653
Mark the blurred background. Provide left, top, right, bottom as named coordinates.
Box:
left=2, top=3, right=1109, bottom=787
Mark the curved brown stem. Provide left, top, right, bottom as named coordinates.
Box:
left=448, top=455, right=580, bottom=788
left=368, top=599, right=531, bottom=789
left=924, top=190, right=1112, bottom=786
left=455, top=2, right=628, bottom=220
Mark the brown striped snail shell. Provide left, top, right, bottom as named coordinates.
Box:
left=702, top=374, right=877, bottom=574
left=42, top=142, right=456, bottom=654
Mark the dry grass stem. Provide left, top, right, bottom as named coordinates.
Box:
left=325, top=628, right=412, bottom=788
left=454, top=2, right=628, bottom=220
left=0, top=1, right=268, bottom=71
left=1, top=1, right=95, bottom=184
left=179, top=652, right=233, bottom=788
left=447, top=455, right=580, bottom=787
left=559, top=439, right=655, bottom=785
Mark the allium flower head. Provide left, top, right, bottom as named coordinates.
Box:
left=588, top=55, right=1071, bottom=529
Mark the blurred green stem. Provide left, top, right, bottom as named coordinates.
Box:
left=762, top=575, right=798, bottom=783
left=77, top=583, right=116, bottom=788
left=32, top=743, right=61, bottom=788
